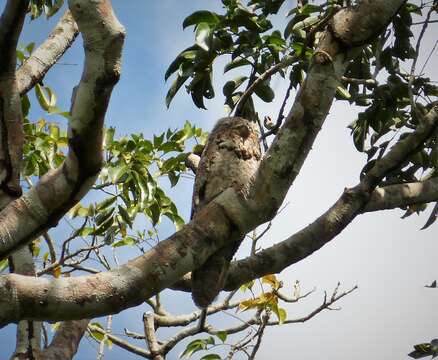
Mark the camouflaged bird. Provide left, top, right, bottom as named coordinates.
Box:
left=191, top=117, right=261, bottom=308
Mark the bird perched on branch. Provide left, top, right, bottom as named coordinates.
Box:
left=191, top=117, right=261, bottom=308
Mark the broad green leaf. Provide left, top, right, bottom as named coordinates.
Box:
left=216, top=331, right=227, bottom=343
left=180, top=338, right=208, bottom=358
left=183, top=10, right=220, bottom=29
left=118, top=205, right=133, bottom=227
left=224, top=58, right=252, bottom=73
left=21, top=94, right=31, bottom=117
left=96, top=196, right=117, bottom=211
left=35, top=84, right=57, bottom=111
left=0, top=258, right=8, bottom=272
left=113, top=237, right=136, bottom=248
left=336, top=86, right=352, bottom=100
left=421, top=202, right=438, bottom=230
left=149, top=202, right=161, bottom=226
left=109, top=164, right=129, bottom=184
left=195, top=23, right=212, bottom=51
left=166, top=75, right=189, bottom=108
left=254, top=81, right=275, bottom=102
left=200, top=354, right=221, bottom=360
left=223, top=76, right=247, bottom=97
left=240, top=280, right=255, bottom=292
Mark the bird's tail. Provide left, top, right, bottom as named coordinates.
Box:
left=192, top=238, right=243, bottom=308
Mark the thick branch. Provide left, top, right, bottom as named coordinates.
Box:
left=9, top=246, right=42, bottom=360
left=0, top=0, right=28, bottom=204
left=173, top=110, right=438, bottom=293
left=185, top=153, right=200, bottom=174
left=0, top=200, right=235, bottom=325
left=0, top=0, right=125, bottom=258
left=232, top=0, right=406, bottom=230
left=41, top=320, right=89, bottom=360
left=0, top=0, right=410, bottom=326
left=364, top=177, right=438, bottom=212
left=223, top=107, right=438, bottom=290
left=16, top=10, right=79, bottom=96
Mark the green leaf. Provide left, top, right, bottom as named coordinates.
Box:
left=223, top=76, right=248, bottom=97
left=336, top=85, right=352, bottom=100
left=25, top=42, right=35, bottom=54
left=239, top=280, right=255, bottom=292
left=224, top=58, right=252, bottom=73
left=94, top=214, right=114, bottom=235
left=35, top=83, right=56, bottom=111
left=96, top=196, right=117, bottom=211
left=183, top=10, right=220, bottom=29
left=200, top=355, right=221, bottom=360
left=109, top=164, right=129, bottom=184
left=254, top=81, right=275, bottom=102
left=95, top=207, right=115, bottom=226
left=113, top=237, right=136, bottom=248
left=168, top=171, right=180, bottom=187
left=118, top=205, right=133, bottom=227
left=0, top=258, right=9, bottom=272
left=21, top=94, right=31, bottom=117
left=166, top=75, right=189, bottom=108
left=180, top=338, right=208, bottom=358
left=165, top=45, right=198, bottom=80
left=195, top=23, right=212, bottom=51
left=46, top=0, right=64, bottom=18
left=149, top=202, right=161, bottom=226
left=421, top=202, right=438, bottom=230
left=216, top=331, right=227, bottom=343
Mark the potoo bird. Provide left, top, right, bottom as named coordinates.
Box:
left=191, top=117, right=261, bottom=308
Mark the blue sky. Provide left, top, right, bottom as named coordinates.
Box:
left=0, top=1, right=437, bottom=359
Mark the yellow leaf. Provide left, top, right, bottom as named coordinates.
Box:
left=51, top=322, right=61, bottom=332
left=239, top=280, right=255, bottom=292
left=37, top=118, right=46, bottom=130
left=239, top=298, right=259, bottom=311
left=262, top=274, right=281, bottom=290
left=53, top=265, right=61, bottom=278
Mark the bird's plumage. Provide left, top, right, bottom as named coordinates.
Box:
left=191, top=117, right=261, bottom=308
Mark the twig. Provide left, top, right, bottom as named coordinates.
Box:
left=144, top=312, right=164, bottom=360
left=88, top=325, right=150, bottom=358
left=248, top=313, right=269, bottom=360
left=408, top=6, right=434, bottom=113
left=234, top=55, right=298, bottom=117
left=264, top=81, right=294, bottom=138
left=96, top=315, right=112, bottom=360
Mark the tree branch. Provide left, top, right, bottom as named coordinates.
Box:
left=0, top=0, right=410, bottom=327
left=0, top=0, right=125, bottom=258
left=364, top=177, right=438, bottom=212
left=9, top=245, right=42, bottom=360
left=143, top=313, right=164, bottom=360
left=42, top=320, right=89, bottom=360
left=238, top=0, right=406, bottom=230
left=0, top=0, right=28, bottom=205
left=16, top=10, right=79, bottom=96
